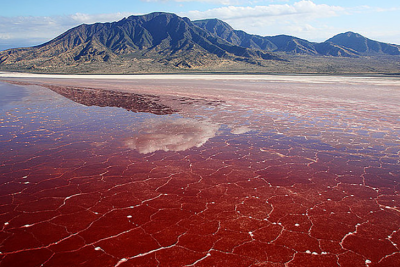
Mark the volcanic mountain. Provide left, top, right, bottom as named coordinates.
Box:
left=0, top=12, right=280, bottom=72
left=326, top=31, right=400, bottom=55
left=0, top=12, right=399, bottom=73
left=193, top=19, right=400, bottom=57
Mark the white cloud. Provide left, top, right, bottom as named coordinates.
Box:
left=181, top=0, right=345, bottom=40
left=183, top=0, right=344, bottom=20
left=69, top=12, right=133, bottom=24
left=0, top=34, right=11, bottom=40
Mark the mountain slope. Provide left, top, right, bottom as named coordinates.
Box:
left=0, top=12, right=280, bottom=71
left=193, top=19, right=359, bottom=57
left=193, top=19, right=400, bottom=57
left=326, top=31, right=400, bottom=55
left=0, top=13, right=399, bottom=74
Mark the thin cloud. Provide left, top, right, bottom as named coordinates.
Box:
left=182, top=1, right=344, bottom=20
left=142, top=0, right=247, bottom=5
left=180, top=0, right=346, bottom=40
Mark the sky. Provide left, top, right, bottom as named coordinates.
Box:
left=1, top=0, right=400, bottom=51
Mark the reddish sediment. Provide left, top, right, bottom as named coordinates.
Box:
left=0, top=76, right=399, bottom=266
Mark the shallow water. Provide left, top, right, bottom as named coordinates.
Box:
left=0, top=80, right=399, bottom=266
left=0, top=83, right=28, bottom=109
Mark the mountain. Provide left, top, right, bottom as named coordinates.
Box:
left=0, top=12, right=280, bottom=72
left=326, top=31, right=400, bottom=55
left=193, top=19, right=400, bottom=58
left=0, top=12, right=399, bottom=74
left=193, top=19, right=359, bottom=57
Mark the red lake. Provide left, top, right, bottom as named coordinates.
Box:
left=0, top=74, right=399, bottom=266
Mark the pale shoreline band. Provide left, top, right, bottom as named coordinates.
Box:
left=1, top=71, right=400, bottom=86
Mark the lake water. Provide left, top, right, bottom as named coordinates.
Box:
left=0, top=77, right=399, bottom=266
left=0, top=82, right=28, bottom=109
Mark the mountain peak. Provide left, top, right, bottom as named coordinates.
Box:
left=194, top=18, right=234, bottom=31
left=345, top=31, right=361, bottom=36
left=193, top=18, right=235, bottom=41
left=127, top=12, right=177, bottom=20
left=0, top=12, right=281, bottom=72
left=330, top=31, right=364, bottom=39
left=327, top=31, right=400, bottom=55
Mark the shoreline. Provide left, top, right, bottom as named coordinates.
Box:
left=1, top=71, right=400, bottom=86
left=2, top=70, right=400, bottom=113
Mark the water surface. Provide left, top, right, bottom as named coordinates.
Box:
left=0, top=79, right=399, bottom=267
left=0, top=82, right=28, bottom=109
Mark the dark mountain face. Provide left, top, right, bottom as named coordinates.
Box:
left=326, top=31, right=400, bottom=55
left=193, top=19, right=351, bottom=56
left=0, top=12, right=399, bottom=73
left=192, top=19, right=242, bottom=46
left=0, top=12, right=280, bottom=70
left=193, top=19, right=398, bottom=57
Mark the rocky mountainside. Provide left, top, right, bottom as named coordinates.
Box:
left=0, top=12, right=279, bottom=71
left=326, top=31, right=400, bottom=55
left=0, top=12, right=399, bottom=73
left=193, top=19, right=400, bottom=57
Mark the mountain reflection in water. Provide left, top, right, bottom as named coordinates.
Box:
left=126, top=118, right=219, bottom=154
left=47, top=85, right=176, bottom=115
left=45, top=84, right=220, bottom=153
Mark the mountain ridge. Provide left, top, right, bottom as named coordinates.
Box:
left=326, top=31, right=400, bottom=55
left=0, top=12, right=399, bottom=74
left=192, top=18, right=400, bottom=57
left=0, top=13, right=280, bottom=69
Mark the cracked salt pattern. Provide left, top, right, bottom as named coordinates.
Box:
left=0, top=76, right=400, bottom=266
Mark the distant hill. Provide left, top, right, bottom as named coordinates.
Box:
left=192, top=19, right=400, bottom=57
left=326, top=31, right=400, bottom=55
left=0, top=12, right=399, bottom=74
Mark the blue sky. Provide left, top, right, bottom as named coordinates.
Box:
left=1, top=0, right=399, bottom=50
